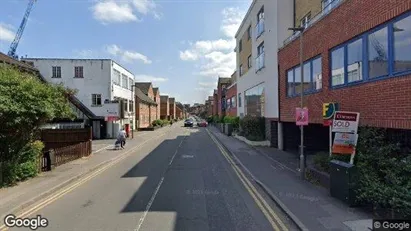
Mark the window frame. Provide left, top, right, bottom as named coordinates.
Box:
left=91, top=94, right=102, bottom=106
left=247, top=25, right=252, bottom=40
left=329, top=11, right=411, bottom=89
left=239, top=39, right=242, bottom=52
left=52, top=66, right=61, bottom=78
left=239, top=64, right=243, bottom=76
left=74, top=66, right=84, bottom=78
left=248, top=55, right=252, bottom=68
left=287, top=55, right=322, bottom=98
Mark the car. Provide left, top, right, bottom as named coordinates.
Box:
left=184, top=119, right=194, bottom=127
left=197, top=120, right=208, bottom=127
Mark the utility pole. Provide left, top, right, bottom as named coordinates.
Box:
left=289, top=26, right=305, bottom=179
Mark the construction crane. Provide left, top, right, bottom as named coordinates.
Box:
left=7, top=0, right=37, bottom=60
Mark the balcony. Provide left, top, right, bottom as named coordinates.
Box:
left=255, top=19, right=265, bottom=39
left=255, top=53, right=265, bottom=72
left=282, top=0, right=344, bottom=47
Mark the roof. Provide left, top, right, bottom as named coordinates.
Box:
left=1, top=52, right=98, bottom=119
left=235, top=0, right=256, bottom=38
left=135, top=82, right=152, bottom=95
left=135, top=87, right=157, bottom=105
left=152, top=87, right=159, bottom=95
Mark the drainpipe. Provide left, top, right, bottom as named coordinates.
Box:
left=293, top=0, right=296, bottom=27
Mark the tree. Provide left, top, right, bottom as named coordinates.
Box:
left=0, top=65, right=75, bottom=185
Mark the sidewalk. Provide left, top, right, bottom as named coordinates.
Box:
left=0, top=127, right=171, bottom=222
left=208, top=126, right=372, bottom=231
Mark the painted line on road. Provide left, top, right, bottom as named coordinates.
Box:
left=93, top=144, right=113, bottom=154
left=135, top=133, right=187, bottom=231
left=206, top=129, right=288, bottom=231
left=0, top=131, right=170, bottom=231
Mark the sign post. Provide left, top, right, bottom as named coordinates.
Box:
left=296, top=107, right=309, bottom=126
left=331, top=111, right=360, bottom=164
left=323, top=103, right=339, bottom=156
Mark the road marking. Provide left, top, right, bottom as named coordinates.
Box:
left=206, top=129, right=289, bottom=231
left=0, top=131, right=169, bottom=231
left=182, top=155, right=194, bottom=158
left=135, top=133, right=186, bottom=231
left=92, top=144, right=113, bottom=154
left=135, top=177, right=165, bottom=231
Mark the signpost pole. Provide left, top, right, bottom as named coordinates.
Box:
left=299, top=29, right=305, bottom=179
left=329, top=126, right=332, bottom=156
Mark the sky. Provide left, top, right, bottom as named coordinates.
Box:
left=0, top=0, right=251, bottom=105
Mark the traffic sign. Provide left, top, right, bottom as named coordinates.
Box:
left=296, top=107, right=309, bottom=126
left=332, top=111, right=360, bottom=134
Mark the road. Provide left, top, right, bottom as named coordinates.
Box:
left=7, top=122, right=297, bottom=231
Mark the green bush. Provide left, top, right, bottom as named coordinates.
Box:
left=1, top=140, right=44, bottom=187
left=354, top=127, right=411, bottom=218
left=162, top=120, right=170, bottom=125
left=223, top=116, right=240, bottom=130
left=206, top=116, right=213, bottom=123
left=239, top=115, right=265, bottom=141
left=151, top=119, right=163, bottom=127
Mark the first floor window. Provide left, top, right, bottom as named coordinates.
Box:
left=287, top=57, right=322, bottom=96
left=331, top=47, right=345, bottom=86
left=91, top=94, right=101, bottom=106
left=52, top=66, right=61, bottom=78
left=74, top=66, right=83, bottom=78
left=238, top=93, right=242, bottom=107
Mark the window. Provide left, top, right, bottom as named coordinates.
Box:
left=257, top=42, right=264, bottom=55
left=244, top=83, right=265, bottom=117
left=239, top=39, right=242, bottom=52
left=313, top=58, right=322, bottom=90
left=346, top=38, right=363, bottom=83
left=52, top=66, right=61, bottom=78
left=238, top=93, right=242, bottom=107
left=239, top=64, right=243, bottom=76
left=113, top=69, right=121, bottom=85
left=287, top=70, right=294, bottom=97
left=331, top=47, right=344, bottom=86
left=300, top=12, right=311, bottom=29
left=91, top=94, right=101, bottom=106
left=248, top=55, right=252, bottom=68
left=231, top=96, right=236, bottom=108
left=121, top=74, right=128, bottom=88
left=129, top=100, right=133, bottom=112
left=287, top=57, right=322, bottom=97
left=394, top=16, right=411, bottom=73
left=248, top=26, right=252, bottom=40
left=368, top=27, right=388, bottom=78
left=128, top=77, right=133, bottom=90
left=74, top=66, right=83, bottom=78
left=329, top=13, right=411, bottom=88
left=123, top=99, right=128, bottom=112
left=257, top=7, right=264, bottom=21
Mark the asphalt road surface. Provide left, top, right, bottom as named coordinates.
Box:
left=7, top=123, right=297, bottom=231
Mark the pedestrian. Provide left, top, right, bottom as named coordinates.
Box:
left=117, top=128, right=127, bottom=149
left=170, top=120, right=173, bottom=126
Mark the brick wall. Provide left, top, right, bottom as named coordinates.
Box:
left=160, top=96, right=169, bottom=119
left=226, top=84, right=237, bottom=117
left=136, top=102, right=151, bottom=128
left=279, top=0, right=411, bottom=130
left=169, top=98, right=176, bottom=119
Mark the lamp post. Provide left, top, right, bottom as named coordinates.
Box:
left=288, top=26, right=305, bottom=179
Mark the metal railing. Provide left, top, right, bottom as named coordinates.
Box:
left=282, top=0, right=344, bottom=47
left=255, top=53, right=265, bottom=72
left=255, top=19, right=265, bottom=39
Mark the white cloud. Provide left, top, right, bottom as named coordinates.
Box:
left=198, top=82, right=215, bottom=87
left=134, top=74, right=168, bottom=83
left=179, top=7, right=245, bottom=78
left=91, top=1, right=138, bottom=24
left=105, top=44, right=152, bottom=64
left=0, top=23, right=15, bottom=42
left=91, top=0, right=161, bottom=24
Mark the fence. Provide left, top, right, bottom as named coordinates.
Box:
left=41, top=127, right=92, bottom=150
left=38, top=140, right=92, bottom=172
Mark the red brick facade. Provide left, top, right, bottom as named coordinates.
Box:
left=153, top=88, right=161, bottom=120
left=135, top=101, right=151, bottom=128
left=279, top=0, right=411, bottom=130
left=169, top=97, right=176, bottom=120
left=213, top=90, right=218, bottom=116
left=226, top=84, right=237, bottom=117
left=160, top=96, right=169, bottom=120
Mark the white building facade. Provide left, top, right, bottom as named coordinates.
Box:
left=22, top=58, right=135, bottom=139
left=235, top=0, right=294, bottom=146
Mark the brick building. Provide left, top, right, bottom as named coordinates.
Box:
left=134, top=87, right=157, bottom=128
left=152, top=87, right=161, bottom=120
left=160, top=95, right=170, bottom=120
left=213, top=89, right=218, bottom=116
left=226, top=71, right=238, bottom=117
left=278, top=0, right=411, bottom=151
left=176, top=102, right=184, bottom=119
left=217, top=77, right=231, bottom=117
left=135, top=82, right=159, bottom=128
left=169, top=97, right=176, bottom=120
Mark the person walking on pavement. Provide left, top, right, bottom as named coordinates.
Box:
left=117, top=128, right=127, bottom=149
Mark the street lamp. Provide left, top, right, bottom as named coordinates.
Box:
left=288, top=26, right=305, bottom=179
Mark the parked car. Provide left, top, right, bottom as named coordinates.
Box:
left=184, top=119, right=194, bottom=127
left=197, top=120, right=208, bottom=127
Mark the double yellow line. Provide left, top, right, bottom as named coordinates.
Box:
left=206, top=129, right=289, bottom=231
left=0, top=132, right=168, bottom=231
